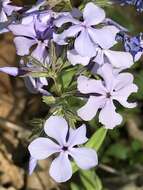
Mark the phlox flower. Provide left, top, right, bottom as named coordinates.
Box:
left=67, top=47, right=134, bottom=70
left=54, top=2, right=119, bottom=58
left=28, top=116, right=98, bottom=183
left=0, top=59, right=50, bottom=95
left=8, top=11, right=54, bottom=62
left=77, top=64, right=138, bottom=129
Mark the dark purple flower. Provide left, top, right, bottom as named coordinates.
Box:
left=116, top=32, right=143, bottom=61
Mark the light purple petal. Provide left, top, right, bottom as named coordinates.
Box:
left=93, top=48, right=104, bottom=65
left=75, top=29, right=97, bottom=57
left=14, top=37, right=36, bottom=56
left=83, top=2, right=105, bottom=25
left=97, top=64, right=114, bottom=91
left=113, top=73, right=134, bottom=91
left=29, top=157, right=37, bottom=175
left=77, top=75, right=106, bottom=94
left=31, top=42, right=49, bottom=63
left=0, top=9, right=7, bottom=22
left=67, top=124, right=88, bottom=147
left=113, top=84, right=138, bottom=108
left=54, top=14, right=80, bottom=27
left=3, top=4, right=21, bottom=16
left=104, top=50, right=134, bottom=69
left=28, top=137, right=60, bottom=160
left=0, top=67, right=19, bottom=76
left=44, top=116, right=68, bottom=146
left=49, top=152, right=72, bottom=183
left=67, top=49, right=90, bottom=66
left=134, top=52, right=142, bottom=62
left=9, top=23, right=36, bottom=38
left=63, top=25, right=82, bottom=38
left=53, top=33, right=67, bottom=45
left=88, top=26, right=119, bottom=49
left=77, top=96, right=106, bottom=121
left=99, top=99, right=123, bottom=129
left=54, top=25, right=82, bottom=45
left=69, top=147, right=98, bottom=170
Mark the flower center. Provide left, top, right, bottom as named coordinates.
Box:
left=62, top=146, right=68, bottom=151
left=106, top=92, right=111, bottom=98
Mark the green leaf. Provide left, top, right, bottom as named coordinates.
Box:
left=72, top=127, right=107, bottom=173
left=70, top=183, right=82, bottom=190
left=86, top=127, right=107, bottom=151
left=60, top=67, right=77, bottom=90
left=80, top=170, right=102, bottom=190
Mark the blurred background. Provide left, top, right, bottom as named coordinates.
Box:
left=0, top=0, right=143, bottom=190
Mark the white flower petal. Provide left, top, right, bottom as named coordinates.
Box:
left=67, top=124, right=88, bottom=147
left=69, top=147, right=98, bottom=169
left=49, top=152, right=72, bottom=183
left=44, top=116, right=68, bottom=146
left=77, top=75, right=106, bottom=94
left=9, top=23, right=36, bottom=38
left=113, top=84, right=138, bottom=108
left=88, top=26, right=119, bottom=49
left=54, top=15, right=80, bottom=27
left=83, top=2, right=105, bottom=25
left=67, top=49, right=90, bottom=66
left=77, top=96, right=106, bottom=121
left=14, top=37, right=36, bottom=56
left=97, top=63, right=115, bottom=91
left=75, top=29, right=97, bottom=57
left=29, top=157, right=37, bottom=175
left=104, top=50, right=134, bottom=69
left=28, top=137, right=60, bottom=160
left=99, top=99, right=123, bottom=129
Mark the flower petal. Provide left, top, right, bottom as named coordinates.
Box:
left=83, top=2, right=105, bottom=25
left=53, top=33, right=67, bottom=45
left=28, top=137, right=60, bottom=160
left=113, top=73, right=134, bottom=91
left=99, top=99, right=122, bottom=129
left=9, top=23, right=36, bottom=38
left=67, top=49, right=90, bottom=66
left=0, top=67, right=19, bottom=76
left=113, top=84, right=138, bottom=108
left=31, top=43, right=49, bottom=63
left=75, top=29, right=97, bottom=57
left=14, top=37, right=36, bottom=56
left=54, top=14, right=80, bottom=27
left=0, top=9, right=7, bottom=22
left=88, top=26, right=119, bottom=49
left=97, top=63, right=115, bottom=91
left=29, top=157, right=37, bottom=175
left=3, top=4, right=21, bottom=16
left=69, top=147, right=98, bottom=169
left=93, top=48, right=104, bottom=65
left=54, top=25, right=82, bottom=45
left=44, top=116, right=68, bottom=146
left=77, top=75, right=106, bottom=94
left=49, top=152, right=72, bottom=183
left=67, top=124, right=88, bottom=147
left=104, top=50, right=134, bottom=69
left=77, top=96, right=106, bottom=121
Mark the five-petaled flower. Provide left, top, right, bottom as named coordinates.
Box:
left=54, top=2, right=119, bottom=58
left=8, top=11, right=54, bottom=62
left=28, top=116, right=98, bottom=183
left=77, top=64, right=138, bottom=129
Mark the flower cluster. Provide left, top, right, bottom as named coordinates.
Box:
left=0, top=0, right=141, bottom=183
